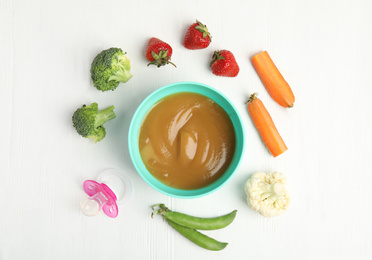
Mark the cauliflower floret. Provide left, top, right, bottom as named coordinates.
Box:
left=244, top=172, right=290, bottom=217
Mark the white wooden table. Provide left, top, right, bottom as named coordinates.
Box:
left=1, top=0, right=371, bottom=259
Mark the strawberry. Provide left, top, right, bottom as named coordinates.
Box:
left=146, top=37, right=176, bottom=67
left=183, top=20, right=211, bottom=50
left=210, top=50, right=240, bottom=77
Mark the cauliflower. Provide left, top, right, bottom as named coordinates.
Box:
left=244, top=172, right=290, bottom=217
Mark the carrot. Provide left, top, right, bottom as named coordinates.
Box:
left=246, top=93, right=287, bottom=157
left=252, top=51, right=295, bottom=108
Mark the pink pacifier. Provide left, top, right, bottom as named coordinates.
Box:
left=81, top=169, right=133, bottom=218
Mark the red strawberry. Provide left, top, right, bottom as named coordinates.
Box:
left=210, top=50, right=240, bottom=77
left=183, top=20, right=211, bottom=50
left=146, top=37, right=176, bottom=67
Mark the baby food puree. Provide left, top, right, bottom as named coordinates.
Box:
left=139, top=92, right=236, bottom=190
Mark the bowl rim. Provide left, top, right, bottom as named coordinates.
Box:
left=128, top=81, right=245, bottom=198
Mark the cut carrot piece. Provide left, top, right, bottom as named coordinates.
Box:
left=252, top=51, right=295, bottom=108
left=246, top=93, right=287, bottom=157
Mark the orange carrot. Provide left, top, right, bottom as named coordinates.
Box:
left=246, top=93, right=287, bottom=157
left=252, top=51, right=295, bottom=108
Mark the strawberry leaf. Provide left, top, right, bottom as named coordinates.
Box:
left=148, top=50, right=176, bottom=68
left=195, top=20, right=211, bottom=40
left=210, top=51, right=225, bottom=67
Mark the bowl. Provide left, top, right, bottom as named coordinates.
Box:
left=128, top=81, right=245, bottom=198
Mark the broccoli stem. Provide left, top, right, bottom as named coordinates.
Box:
left=95, top=106, right=116, bottom=127
left=109, top=67, right=133, bottom=83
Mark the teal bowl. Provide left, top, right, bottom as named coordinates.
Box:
left=128, top=81, right=245, bottom=198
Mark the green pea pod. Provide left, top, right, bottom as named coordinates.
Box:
left=152, top=204, right=237, bottom=230
left=166, top=219, right=228, bottom=251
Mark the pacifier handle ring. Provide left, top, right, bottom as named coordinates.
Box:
left=97, top=169, right=133, bottom=205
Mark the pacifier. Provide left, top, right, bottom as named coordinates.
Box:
left=81, top=169, right=133, bottom=218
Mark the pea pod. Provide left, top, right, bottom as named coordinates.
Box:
left=166, top=219, right=228, bottom=251
left=152, top=204, right=237, bottom=230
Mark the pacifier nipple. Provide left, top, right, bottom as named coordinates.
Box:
left=81, top=197, right=100, bottom=216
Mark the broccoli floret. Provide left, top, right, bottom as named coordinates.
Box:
left=72, top=103, right=116, bottom=143
left=90, top=48, right=132, bottom=91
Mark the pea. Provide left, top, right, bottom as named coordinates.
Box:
left=152, top=204, right=237, bottom=251
left=152, top=204, right=237, bottom=230
left=166, top=219, right=228, bottom=251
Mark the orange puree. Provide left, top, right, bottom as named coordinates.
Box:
left=139, top=92, right=236, bottom=190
